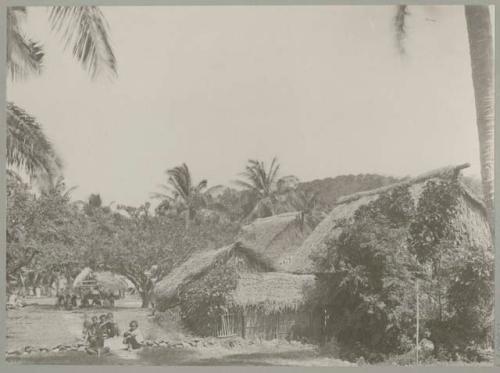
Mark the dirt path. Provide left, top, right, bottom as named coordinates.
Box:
left=7, top=296, right=354, bottom=366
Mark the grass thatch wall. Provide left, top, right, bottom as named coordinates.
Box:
left=232, top=272, right=317, bottom=314
left=289, top=164, right=491, bottom=274
left=237, top=211, right=312, bottom=272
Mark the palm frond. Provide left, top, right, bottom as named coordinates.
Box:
left=7, top=7, right=44, bottom=81
left=6, top=102, right=62, bottom=182
left=394, top=5, right=409, bottom=55
left=267, top=156, right=281, bottom=188
left=48, top=6, right=117, bottom=79
left=167, top=165, right=191, bottom=201
left=194, top=179, right=208, bottom=193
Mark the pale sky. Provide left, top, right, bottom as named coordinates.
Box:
left=7, top=6, right=484, bottom=207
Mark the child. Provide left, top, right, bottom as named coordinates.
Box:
left=86, top=316, right=105, bottom=357
left=123, top=320, right=144, bottom=351
left=102, top=312, right=120, bottom=338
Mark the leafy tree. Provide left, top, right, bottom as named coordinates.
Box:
left=408, top=180, right=461, bottom=323
left=316, top=186, right=417, bottom=361
left=7, top=173, right=85, bottom=291
left=105, top=203, right=240, bottom=307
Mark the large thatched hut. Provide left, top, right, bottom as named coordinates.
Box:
left=236, top=211, right=313, bottom=272
left=286, top=163, right=491, bottom=274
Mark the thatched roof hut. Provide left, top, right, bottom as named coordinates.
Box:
left=153, top=243, right=274, bottom=310
left=237, top=211, right=312, bottom=272
left=73, top=267, right=129, bottom=293
left=287, top=164, right=491, bottom=274
left=232, top=272, right=317, bottom=314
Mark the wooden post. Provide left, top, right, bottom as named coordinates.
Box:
left=241, top=311, right=246, bottom=339
left=276, top=313, right=280, bottom=339
left=416, top=279, right=420, bottom=365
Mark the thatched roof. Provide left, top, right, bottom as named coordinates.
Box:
left=232, top=272, right=317, bottom=314
left=153, top=243, right=273, bottom=309
left=287, top=164, right=491, bottom=274
left=237, top=211, right=312, bottom=272
left=73, top=268, right=129, bottom=292
left=73, top=267, right=92, bottom=287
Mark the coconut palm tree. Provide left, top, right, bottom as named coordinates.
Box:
left=394, top=5, right=494, bottom=234
left=151, top=164, right=209, bottom=229
left=287, top=189, right=324, bottom=229
left=234, top=157, right=299, bottom=221
left=7, top=6, right=117, bottom=183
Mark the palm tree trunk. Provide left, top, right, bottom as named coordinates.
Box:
left=185, top=209, right=191, bottom=230
left=465, top=5, right=494, bottom=236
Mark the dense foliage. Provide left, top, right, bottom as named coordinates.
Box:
left=316, top=179, right=493, bottom=363
left=178, top=264, right=239, bottom=336
left=6, top=172, right=239, bottom=307
left=316, top=186, right=418, bottom=361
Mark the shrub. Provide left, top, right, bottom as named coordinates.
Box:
left=178, top=264, right=238, bottom=336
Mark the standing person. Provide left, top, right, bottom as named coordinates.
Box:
left=56, top=290, right=65, bottom=308
left=64, top=292, right=73, bottom=310
left=123, top=320, right=144, bottom=351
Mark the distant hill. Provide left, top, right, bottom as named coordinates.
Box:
left=298, top=174, right=401, bottom=211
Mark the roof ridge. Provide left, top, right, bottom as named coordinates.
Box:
left=336, top=163, right=470, bottom=205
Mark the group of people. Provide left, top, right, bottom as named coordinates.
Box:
left=56, top=291, right=78, bottom=310
left=56, top=289, right=118, bottom=310
left=82, top=313, right=144, bottom=356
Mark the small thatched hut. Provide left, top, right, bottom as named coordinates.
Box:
left=153, top=242, right=320, bottom=340
left=286, top=163, right=492, bottom=274
left=237, top=211, right=313, bottom=272
left=73, top=267, right=129, bottom=294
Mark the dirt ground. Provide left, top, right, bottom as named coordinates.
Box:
left=6, top=295, right=353, bottom=366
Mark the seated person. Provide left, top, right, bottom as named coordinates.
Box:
left=80, top=294, right=90, bottom=308
left=82, top=320, right=93, bottom=343
left=101, top=312, right=120, bottom=338
left=123, top=320, right=144, bottom=351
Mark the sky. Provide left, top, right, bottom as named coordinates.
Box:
left=7, top=5, right=485, bottom=207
